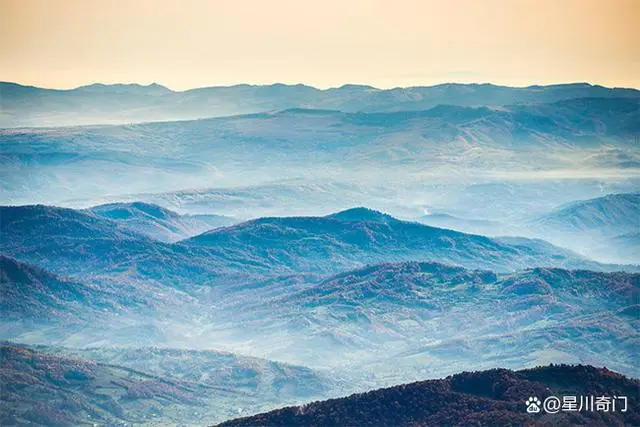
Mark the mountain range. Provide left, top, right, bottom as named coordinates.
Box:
left=206, top=261, right=639, bottom=377
left=182, top=207, right=617, bottom=274
left=3, top=95, right=638, bottom=213
left=2, top=204, right=638, bottom=423
left=2, top=81, right=638, bottom=128
left=1, top=79, right=639, bottom=425
left=2, top=201, right=637, bottom=367
left=1, top=205, right=622, bottom=286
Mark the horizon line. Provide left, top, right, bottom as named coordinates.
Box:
left=2, top=79, right=640, bottom=93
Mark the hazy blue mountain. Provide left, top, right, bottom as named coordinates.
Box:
left=115, top=181, right=390, bottom=220
left=3, top=78, right=639, bottom=427
left=218, top=365, right=640, bottom=427
left=0, top=343, right=332, bottom=425
left=2, top=97, right=638, bottom=208
left=107, top=179, right=638, bottom=232
left=0, top=204, right=185, bottom=279
left=1, top=204, right=636, bottom=381
left=74, top=82, right=173, bottom=96
left=326, top=206, right=400, bottom=224
left=0, top=204, right=217, bottom=285
left=1, top=81, right=638, bottom=127
left=534, top=192, right=640, bottom=233
left=0, top=204, right=284, bottom=285
left=530, top=193, right=640, bottom=265
left=183, top=207, right=610, bottom=273
left=88, top=201, right=236, bottom=242
left=0, top=255, right=176, bottom=347
left=211, top=261, right=639, bottom=377
left=0, top=81, right=176, bottom=128
left=1, top=205, right=618, bottom=286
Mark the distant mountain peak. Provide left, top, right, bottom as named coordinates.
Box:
left=276, top=108, right=341, bottom=116
left=327, top=207, right=399, bottom=224
left=74, top=82, right=172, bottom=95
left=534, top=192, right=640, bottom=232
left=87, top=201, right=236, bottom=242
left=89, top=201, right=177, bottom=220
left=335, top=83, right=377, bottom=91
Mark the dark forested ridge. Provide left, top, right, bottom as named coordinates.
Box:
left=218, top=365, right=640, bottom=427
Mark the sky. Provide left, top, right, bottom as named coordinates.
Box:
left=1, top=0, right=638, bottom=90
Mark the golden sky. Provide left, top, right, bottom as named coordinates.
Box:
left=1, top=0, right=638, bottom=90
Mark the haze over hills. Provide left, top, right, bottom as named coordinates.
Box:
left=1, top=253, right=638, bottom=424
left=183, top=207, right=614, bottom=273
left=2, top=204, right=625, bottom=286
left=206, top=261, right=639, bottom=377
left=415, top=213, right=507, bottom=236
left=534, top=192, right=640, bottom=233
left=1, top=81, right=639, bottom=128
left=2, top=205, right=639, bottom=424
left=2, top=203, right=637, bottom=372
left=47, top=345, right=332, bottom=401
left=2, top=96, right=639, bottom=216
left=529, top=193, right=640, bottom=264
left=1, top=79, right=639, bottom=426
left=0, top=205, right=191, bottom=279
left=0, top=344, right=212, bottom=426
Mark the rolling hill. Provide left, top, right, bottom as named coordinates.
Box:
left=207, top=261, right=639, bottom=376
left=530, top=193, right=640, bottom=265
left=534, top=192, right=640, bottom=234
left=2, top=204, right=636, bottom=380
left=182, top=207, right=611, bottom=274
left=46, top=346, right=331, bottom=402
left=0, top=204, right=194, bottom=279
left=0, top=204, right=253, bottom=287
left=2, top=78, right=638, bottom=427
left=0, top=344, right=210, bottom=426
left=0, top=343, right=333, bottom=425
left=88, top=201, right=236, bottom=242
left=1, top=205, right=618, bottom=287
